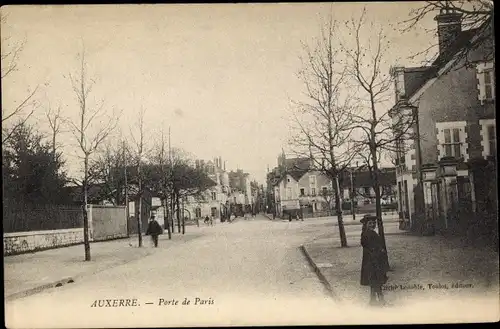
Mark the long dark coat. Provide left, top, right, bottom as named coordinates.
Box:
left=146, top=220, right=163, bottom=236
left=360, top=228, right=388, bottom=287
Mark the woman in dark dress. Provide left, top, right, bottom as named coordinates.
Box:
left=360, top=216, right=388, bottom=306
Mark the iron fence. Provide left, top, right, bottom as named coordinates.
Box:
left=3, top=201, right=83, bottom=233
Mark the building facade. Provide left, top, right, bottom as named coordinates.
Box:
left=390, top=8, right=496, bottom=242
left=267, top=154, right=397, bottom=219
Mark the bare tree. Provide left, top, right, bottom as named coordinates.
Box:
left=400, top=1, right=494, bottom=68
left=88, top=139, right=129, bottom=206
left=45, top=99, right=64, bottom=159
left=149, top=126, right=173, bottom=239
left=129, top=106, right=147, bottom=247
left=289, top=17, right=358, bottom=247
left=1, top=13, right=39, bottom=144
left=65, top=48, right=119, bottom=261
left=340, top=8, right=417, bottom=266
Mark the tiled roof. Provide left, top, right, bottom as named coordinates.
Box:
left=284, top=157, right=311, bottom=171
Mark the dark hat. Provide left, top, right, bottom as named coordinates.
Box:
left=360, top=215, right=377, bottom=224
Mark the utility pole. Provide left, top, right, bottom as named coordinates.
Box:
left=350, top=167, right=356, bottom=222
left=161, top=128, right=172, bottom=240
left=123, top=140, right=130, bottom=236
left=169, top=126, right=175, bottom=234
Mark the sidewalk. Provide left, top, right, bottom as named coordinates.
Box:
left=302, top=227, right=499, bottom=310
left=4, top=231, right=202, bottom=301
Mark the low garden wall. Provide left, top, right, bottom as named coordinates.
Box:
left=3, top=228, right=84, bottom=256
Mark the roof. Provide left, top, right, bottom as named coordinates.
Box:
left=268, top=166, right=396, bottom=189
left=284, top=157, right=311, bottom=171
left=404, top=24, right=485, bottom=101
left=288, top=169, right=307, bottom=182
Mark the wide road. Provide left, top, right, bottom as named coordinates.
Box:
left=6, top=215, right=352, bottom=328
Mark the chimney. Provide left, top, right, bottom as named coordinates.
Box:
left=434, top=7, right=462, bottom=56
left=219, top=156, right=222, bottom=169
left=224, top=161, right=226, bottom=171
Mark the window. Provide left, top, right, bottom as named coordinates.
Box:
left=311, top=187, right=316, bottom=196
left=211, top=192, right=217, bottom=201
left=309, top=175, right=316, bottom=185
left=477, top=62, right=495, bottom=103
left=364, top=186, right=371, bottom=196
left=195, top=208, right=201, bottom=218
left=300, top=188, right=305, bottom=196
left=488, top=124, right=496, bottom=156
left=286, top=187, right=292, bottom=200
left=484, top=69, right=494, bottom=100
left=322, top=187, right=328, bottom=196
left=443, top=128, right=462, bottom=158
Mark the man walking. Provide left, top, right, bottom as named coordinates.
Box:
left=146, top=214, right=163, bottom=247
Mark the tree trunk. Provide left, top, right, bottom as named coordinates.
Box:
left=369, top=94, right=389, bottom=269
left=176, top=194, right=181, bottom=233
left=83, top=155, right=91, bottom=261
left=163, top=196, right=171, bottom=239
left=181, top=197, right=185, bottom=235
left=350, top=169, right=356, bottom=221
left=170, top=192, right=175, bottom=233
left=137, top=180, right=143, bottom=247
left=371, top=144, right=390, bottom=270
left=333, top=175, right=348, bottom=247
left=124, top=164, right=129, bottom=237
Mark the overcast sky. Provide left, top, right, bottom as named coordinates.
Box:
left=1, top=3, right=437, bottom=184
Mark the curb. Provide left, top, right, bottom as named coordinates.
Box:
left=299, top=245, right=338, bottom=301
left=5, top=232, right=205, bottom=302
left=5, top=277, right=76, bottom=302
left=5, top=246, right=158, bottom=303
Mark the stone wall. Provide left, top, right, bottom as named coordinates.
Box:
left=90, top=205, right=127, bottom=241
left=4, top=205, right=129, bottom=256
left=3, top=228, right=84, bottom=256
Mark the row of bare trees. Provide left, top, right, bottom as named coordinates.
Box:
left=289, top=2, right=493, bottom=267
left=288, top=9, right=415, bottom=268
left=2, top=15, right=213, bottom=260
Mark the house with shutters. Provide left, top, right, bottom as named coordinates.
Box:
left=389, top=7, right=496, bottom=244
left=267, top=153, right=397, bottom=219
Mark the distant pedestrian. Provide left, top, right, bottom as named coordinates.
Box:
left=146, top=215, right=163, bottom=248
left=204, top=215, right=210, bottom=225
left=360, top=216, right=388, bottom=306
